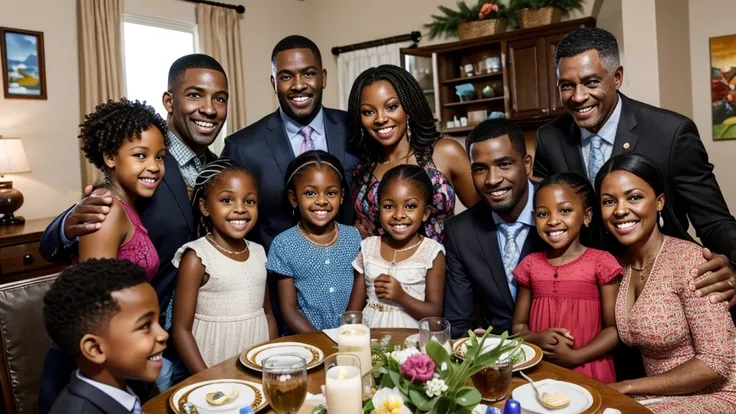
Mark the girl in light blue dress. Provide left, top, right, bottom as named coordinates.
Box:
left=267, top=150, right=361, bottom=333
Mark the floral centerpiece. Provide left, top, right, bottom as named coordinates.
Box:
left=425, top=1, right=509, bottom=40
left=364, top=328, right=521, bottom=414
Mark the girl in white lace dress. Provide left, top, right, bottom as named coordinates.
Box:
left=348, top=165, right=446, bottom=328
left=172, top=160, right=277, bottom=373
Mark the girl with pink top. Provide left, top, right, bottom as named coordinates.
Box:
left=75, top=98, right=168, bottom=278
left=512, top=173, right=621, bottom=384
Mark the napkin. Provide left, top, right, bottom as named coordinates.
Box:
left=322, top=328, right=339, bottom=344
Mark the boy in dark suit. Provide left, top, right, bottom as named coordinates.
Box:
left=44, top=259, right=168, bottom=414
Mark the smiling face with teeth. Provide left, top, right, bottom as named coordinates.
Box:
left=164, top=68, right=228, bottom=151
left=104, top=127, right=167, bottom=202
left=272, top=48, right=326, bottom=124
left=534, top=184, right=592, bottom=253
left=85, top=283, right=168, bottom=385
left=359, top=80, right=409, bottom=150
left=199, top=170, right=259, bottom=248
left=288, top=164, right=344, bottom=235
left=557, top=50, right=623, bottom=133
left=599, top=170, right=665, bottom=248
left=378, top=178, right=430, bottom=245
left=469, top=135, right=532, bottom=222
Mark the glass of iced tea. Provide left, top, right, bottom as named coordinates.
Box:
left=471, top=354, right=514, bottom=402
left=262, top=355, right=308, bottom=414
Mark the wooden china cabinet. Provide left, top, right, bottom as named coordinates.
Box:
left=401, top=18, right=596, bottom=144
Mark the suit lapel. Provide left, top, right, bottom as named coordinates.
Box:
left=324, top=108, right=347, bottom=167
left=611, top=94, right=640, bottom=158
left=473, top=207, right=516, bottom=312
left=161, top=154, right=193, bottom=233
left=561, top=120, right=588, bottom=177
left=68, top=374, right=132, bottom=414
left=264, top=110, right=296, bottom=176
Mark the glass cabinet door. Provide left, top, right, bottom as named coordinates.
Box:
left=402, top=53, right=440, bottom=124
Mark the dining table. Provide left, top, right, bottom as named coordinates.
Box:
left=143, top=328, right=651, bottom=413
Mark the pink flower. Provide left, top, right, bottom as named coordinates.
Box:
left=400, top=354, right=435, bottom=382
left=479, top=3, right=499, bottom=19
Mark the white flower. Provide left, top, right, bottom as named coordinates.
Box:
left=389, top=346, right=421, bottom=365
left=371, top=387, right=412, bottom=414
left=424, top=377, right=448, bottom=398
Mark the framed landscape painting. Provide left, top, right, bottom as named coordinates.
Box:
left=0, top=27, right=47, bottom=99
left=710, top=34, right=736, bottom=140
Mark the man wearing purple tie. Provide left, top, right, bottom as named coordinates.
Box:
left=223, top=35, right=358, bottom=251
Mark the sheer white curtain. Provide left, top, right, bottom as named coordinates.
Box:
left=336, top=42, right=412, bottom=110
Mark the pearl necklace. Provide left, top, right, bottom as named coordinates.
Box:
left=389, top=237, right=424, bottom=266
left=206, top=233, right=248, bottom=255
left=298, top=222, right=339, bottom=265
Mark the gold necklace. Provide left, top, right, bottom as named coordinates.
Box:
left=206, top=233, right=248, bottom=255
left=298, top=222, right=339, bottom=247
left=389, top=237, right=424, bottom=266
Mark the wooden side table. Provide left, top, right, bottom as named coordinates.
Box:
left=0, top=218, right=63, bottom=283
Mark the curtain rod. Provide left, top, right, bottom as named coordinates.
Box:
left=332, top=31, right=421, bottom=56
left=182, top=0, right=245, bottom=14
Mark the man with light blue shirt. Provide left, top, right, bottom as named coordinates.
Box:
left=444, top=119, right=547, bottom=339
left=223, top=35, right=358, bottom=251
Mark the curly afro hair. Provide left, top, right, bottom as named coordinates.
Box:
left=79, top=98, right=168, bottom=171
left=43, top=259, right=149, bottom=359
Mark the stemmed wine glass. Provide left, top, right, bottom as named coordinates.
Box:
left=262, top=355, right=307, bottom=414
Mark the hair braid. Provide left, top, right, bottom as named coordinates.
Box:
left=348, top=64, right=440, bottom=208
left=191, top=158, right=252, bottom=238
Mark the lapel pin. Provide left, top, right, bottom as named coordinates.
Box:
left=623, top=142, right=630, bottom=150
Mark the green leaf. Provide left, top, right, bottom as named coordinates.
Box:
left=409, top=386, right=436, bottom=411
left=426, top=340, right=451, bottom=366
left=380, top=371, right=396, bottom=388
left=455, top=387, right=482, bottom=407
left=362, top=400, right=374, bottom=413
left=431, top=396, right=453, bottom=414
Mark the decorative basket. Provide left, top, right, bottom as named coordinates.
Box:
left=518, top=7, right=562, bottom=29
left=457, top=19, right=506, bottom=40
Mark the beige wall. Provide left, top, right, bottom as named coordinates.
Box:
left=689, top=0, right=736, bottom=212
left=655, top=0, right=692, bottom=118
left=0, top=0, right=82, bottom=221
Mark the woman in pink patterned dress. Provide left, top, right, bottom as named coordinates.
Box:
left=596, top=154, right=736, bottom=413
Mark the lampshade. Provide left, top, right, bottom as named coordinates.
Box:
left=0, top=137, right=31, bottom=175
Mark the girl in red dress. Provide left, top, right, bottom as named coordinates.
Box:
left=512, top=173, right=620, bottom=383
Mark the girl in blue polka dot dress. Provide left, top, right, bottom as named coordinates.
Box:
left=267, top=150, right=361, bottom=333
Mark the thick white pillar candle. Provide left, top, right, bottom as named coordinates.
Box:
left=337, top=324, right=372, bottom=377
left=325, top=366, right=362, bottom=414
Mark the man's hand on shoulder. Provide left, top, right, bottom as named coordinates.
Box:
left=689, top=248, right=736, bottom=308
left=63, top=185, right=114, bottom=240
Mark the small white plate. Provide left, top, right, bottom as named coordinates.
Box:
left=169, top=379, right=267, bottom=414
left=453, top=336, right=543, bottom=371
left=240, top=341, right=324, bottom=372
left=512, top=379, right=594, bottom=414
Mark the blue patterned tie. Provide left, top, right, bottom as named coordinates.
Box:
left=588, top=135, right=604, bottom=183
left=498, top=222, right=525, bottom=300
left=132, top=399, right=142, bottom=414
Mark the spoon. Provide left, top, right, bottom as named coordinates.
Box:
left=519, top=371, right=570, bottom=410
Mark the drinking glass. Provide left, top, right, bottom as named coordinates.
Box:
left=471, top=354, right=514, bottom=402
left=418, top=317, right=452, bottom=354
left=324, top=353, right=363, bottom=414
left=262, top=355, right=307, bottom=414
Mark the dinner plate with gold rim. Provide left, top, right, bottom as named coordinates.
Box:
left=453, top=336, right=543, bottom=372
left=169, top=379, right=267, bottom=413
left=511, top=379, right=602, bottom=414
left=239, top=341, right=324, bottom=372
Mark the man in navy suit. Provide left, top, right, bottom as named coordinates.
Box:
left=222, top=35, right=358, bottom=250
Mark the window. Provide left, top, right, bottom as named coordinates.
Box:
left=123, top=15, right=197, bottom=118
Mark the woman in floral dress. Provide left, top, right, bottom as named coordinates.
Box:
left=595, top=154, right=736, bottom=413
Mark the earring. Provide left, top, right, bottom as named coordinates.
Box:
left=360, top=129, right=365, bottom=140
left=658, top=211, right=665, bottom=227
left=406, top=116, right=412, bottom=140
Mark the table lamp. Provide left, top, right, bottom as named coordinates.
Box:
left=0, top=136, right=31, bottom=225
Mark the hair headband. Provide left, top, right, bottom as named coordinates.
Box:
left=287, top=161, right=343, bottom=186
